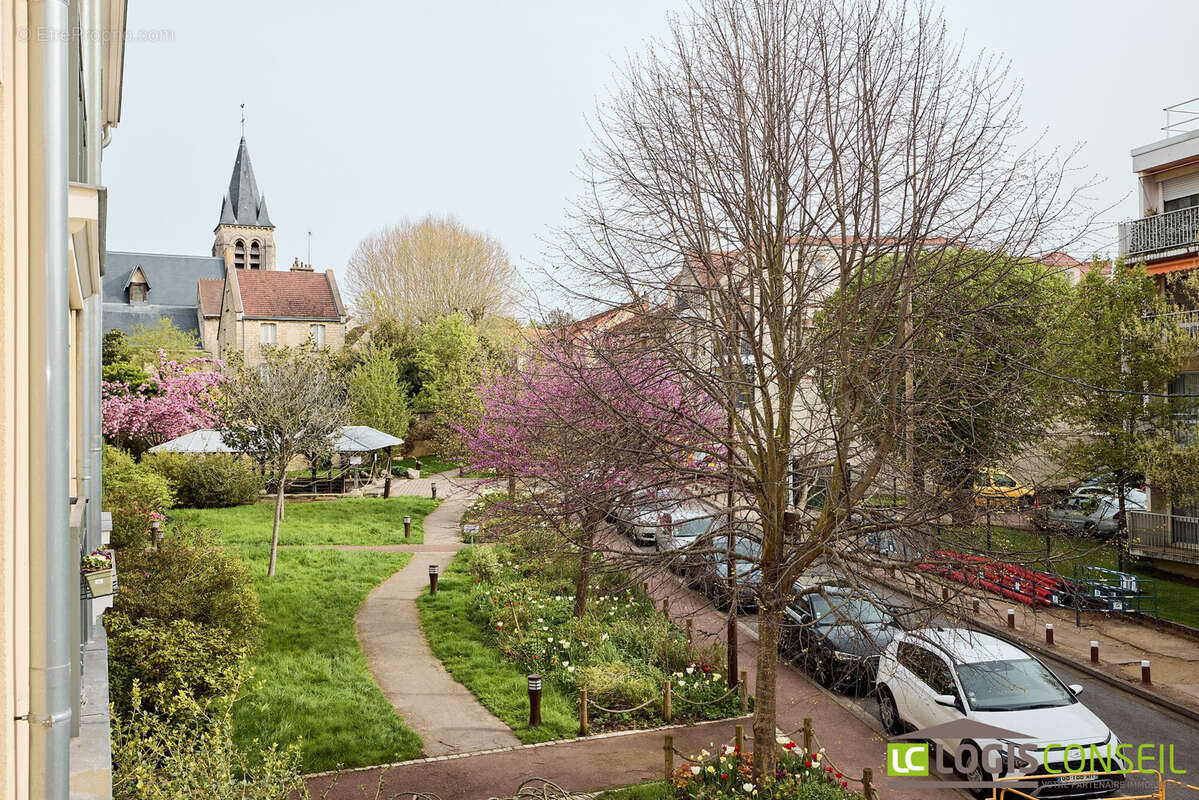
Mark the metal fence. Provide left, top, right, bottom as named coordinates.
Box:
left=1123, top=205, right=1199, bottom=259
left=1128, top=510, right=1199, bottom=552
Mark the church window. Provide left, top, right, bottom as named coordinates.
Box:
left=234, top=239, right=246, bottom=268
left=260, top=323, right=277, bottom=347
left=250, top=241, right=261, bottom=269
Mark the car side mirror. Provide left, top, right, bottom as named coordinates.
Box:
left=933, top=694, right=958, bottom=708
left=1068, top=684, right=1083, bottom=696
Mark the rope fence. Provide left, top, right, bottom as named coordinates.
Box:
left=577, top=670, right=749, bottom=735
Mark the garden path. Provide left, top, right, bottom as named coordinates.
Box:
left=355, top=472, right=522, bottom=756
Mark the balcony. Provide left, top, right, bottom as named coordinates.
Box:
left=1129, top=510, right=1199, bottom=553
left=1121, top=205, right=1199, bottom=263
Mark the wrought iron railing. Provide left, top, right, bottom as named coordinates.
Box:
left=1123, top=205, right=1199, bottom=259
left=1128, top=510, right=1199, bottom=552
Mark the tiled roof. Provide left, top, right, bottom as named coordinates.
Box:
left=235, top=270, right=342, bottom=320
left=198, top=278, right=224, bottom=316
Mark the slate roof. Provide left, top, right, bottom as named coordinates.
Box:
left=102, top=251, right=226, bottom=337
left=218, top=137, right=273, bottom=228
left=235, top=270, right=343, bottom=320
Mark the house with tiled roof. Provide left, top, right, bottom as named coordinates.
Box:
left=106, top=134, right=351, bottom=362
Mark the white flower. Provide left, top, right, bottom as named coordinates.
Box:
left=706, top=765, right=716, bottom=774
left=559, top=640, right=569, bottom=648
left=712, top=673, right=721, bottom=680
left=567, top=665, right=575, bottom=672
left=561, top=660, right=569, bottom=667
left=690, top=766, right=701, bottom=776
left=547, top=636, right=554, bottom=643
left=686, top=666, right=695, bottom=675
left=742, top=783, right=755, bottom=793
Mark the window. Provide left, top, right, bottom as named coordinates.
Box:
left=897, top=643, right=956, bottom=696
left=992, top=472, right=1017, bottom=488
left=309, top=324, right=326, bottom=349
left=234, top=239, right=246, bottom=268
left=249, top=241, right=261, bottom=270
left=128, top=281, right=148, bottom=303
left=1164, top=193, right=1199, bottom=213
left=260, top=323, right=277, bottom=347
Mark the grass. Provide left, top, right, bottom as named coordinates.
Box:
left=954, top=524, right=1199, bottom=628
left=172, top=495, right=439, bottom=546
left=184, top=495, right=441, bottom=772
left=393, top=453, right=462, bottom=478
left=416, top=549, right=580, bottom=743
left=232, top=545, right=421, bottom=772
left=594, top=782, right=672, bottom=800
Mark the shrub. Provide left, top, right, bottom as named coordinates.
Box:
left=468, top=546, right=501, bottom=583
left=102, top=445, right=174, bottom=549
left=105, top=613, right=250, bottom=723
left=112, top=524, right=261, bottom=647
left=111, top=685, right=304, bottom=800
left=576, top=660, right=662, bottom=710
left=144, top=452, right=263, bottom=508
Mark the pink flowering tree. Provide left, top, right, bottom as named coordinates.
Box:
left=102, top=349, right=225, bottom=456
left=463, top=338, right=720, bottom=617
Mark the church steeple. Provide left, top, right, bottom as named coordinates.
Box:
left=213, top=135, right=277, bottom=269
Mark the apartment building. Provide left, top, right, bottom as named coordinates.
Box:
left=1120, top=101, right=1199, bottom=578
left=1, top=1, right=128, bottom=798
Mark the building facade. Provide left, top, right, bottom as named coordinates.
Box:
left=1, top=1, right=128, bottom=798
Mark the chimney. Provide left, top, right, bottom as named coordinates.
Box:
left=291, top=257, right=313, bottom=272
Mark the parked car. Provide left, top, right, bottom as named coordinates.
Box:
left=608, top=487, right=687, bottom=546
left=684, top=529, right=762, bottom=611
left=974, top=470, right=1034, bottom=508
left=782, top=584, right=897, bottom=694
left=875, top=628, right=1125, bottom=798
left=1035, top=489, right=1146, bottom=537
left=650, top=500, right=722, bottom=559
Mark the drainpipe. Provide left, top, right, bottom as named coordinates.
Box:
left=28, top=0, right=74, bottom=798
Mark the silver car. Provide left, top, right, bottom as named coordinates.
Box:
left=649, top=501, right=722, bottom=558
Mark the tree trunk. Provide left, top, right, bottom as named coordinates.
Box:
left=752, top=597, right=780, bottom=779
left=573, top=514, right=598, bottom=619
left=268, top=468, right=286, bottom=577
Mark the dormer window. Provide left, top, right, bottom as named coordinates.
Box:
left=234, top=239, right=246, bottom=268
left=250, top=241, right=261, bottom=269
left=129, top=280, right=148, bottom=303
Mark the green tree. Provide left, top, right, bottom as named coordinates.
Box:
left=1057, top=260, right=1197, bottom=567
left=127, top=318, right=201, bottom=359
left=413, top=313, right=489, bottom=446
left=347, top=345, right=413, bottom=440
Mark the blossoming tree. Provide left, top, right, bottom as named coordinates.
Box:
left=102, top=350, right=224, bottom=455
left=463, top=336, right=719, bottom=617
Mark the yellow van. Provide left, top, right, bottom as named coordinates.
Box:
left=975, top=470, right=1034, bottom=508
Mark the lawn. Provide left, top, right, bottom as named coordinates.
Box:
left=417, top=550, right=579, bottom=743
left=393, top=453, right=463, bottom=478
left=951, top=524, right=1199, bottom=628
left=172, top=495, right=439, bottom=546
left=180, top=495, right=440, bottom=772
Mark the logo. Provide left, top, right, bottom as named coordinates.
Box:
left=887, top=743, right=929, bottom=776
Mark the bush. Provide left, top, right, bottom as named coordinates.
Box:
left=103, top=445, right=174, bottom=549
left=112, top=524, right=261, bottom=647
left=468, top=546, right=501, bottom=583
left=144, top=452, right=263, bottom=508
left=105, top=614, right=250, bottom=723
left=111, top=686, right=304, bottom=800
left=576, top=660, right=662, bottom=710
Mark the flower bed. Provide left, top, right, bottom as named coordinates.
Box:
left=671, top=738, right=862, bottom=799
left=465, top=545, right=747, bottom=732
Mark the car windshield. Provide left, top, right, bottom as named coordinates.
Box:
left=673, top=515, right=715, bottom=541
left=810, top=594, right=889, bottom=625
left=711, top=535, right=762, bottom=577
left=955, top=658, right=1074, bottom=711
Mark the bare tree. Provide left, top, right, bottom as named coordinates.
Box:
left=221, top=348, right=347, bottom=577
left=552, top=0, right=1095, bottom=779
left=346, top=215, right=517, bottom=326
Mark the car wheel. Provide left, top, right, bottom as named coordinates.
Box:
left=956, top=740, right=993, bottom=799
left=877, top=686, right=904, bottom=735
left=1083, top=521, right=1099, bottom=538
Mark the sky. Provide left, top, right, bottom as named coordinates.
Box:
left=103, top=0, right=1199, bottom=312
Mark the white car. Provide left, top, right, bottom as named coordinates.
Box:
left=651, top=501, right=721, bottom=558
left=875, top=628, right=1125, bottom=797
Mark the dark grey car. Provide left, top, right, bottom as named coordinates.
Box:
left=684, top=530, right=762, bottom=612
left=782, top=584, right=898, bottom=695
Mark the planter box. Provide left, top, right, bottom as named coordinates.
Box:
left=81, top=549, right=116, bottom=599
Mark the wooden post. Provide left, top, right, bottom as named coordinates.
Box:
left=739, top=671, right=748, bottom=714
left=1091, top=640, right=1100, bottom=664
left=663, top=679, right=672, bottom=723
left=662, top=597, right=670, bottom=619
left=664, top=735, right=674, bottom=781
left=579, top=688, right=589, bottom=736
left=802, top=717, right=813, bottom=754
left=863, top=768, right=875, bottom=800
left=735, top=724, right=744, bottom=754
left=383, top=446, right=393, bottom=499
left=686, top=618, right=693, bottom=656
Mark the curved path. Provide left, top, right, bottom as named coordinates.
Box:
left=355, top=474, right=521, bottom=756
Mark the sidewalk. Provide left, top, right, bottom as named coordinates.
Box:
left=894, top=570, right=1199, bottom=713
left=355, top=475, right=521, bottom=757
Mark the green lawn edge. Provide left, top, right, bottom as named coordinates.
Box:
left=417, top=548, right=580, bottom=743
left=595, top=782, right=672, bottom=800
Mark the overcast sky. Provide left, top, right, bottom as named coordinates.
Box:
left=104, top=0, right=1198, bottom=311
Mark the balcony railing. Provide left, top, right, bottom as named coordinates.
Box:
left=1122, top=205, right=1199, bottom=260
left=1128, top=510, right=1199, bottom=553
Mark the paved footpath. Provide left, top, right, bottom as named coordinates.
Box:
left=355, top=473, right=521, bottom=757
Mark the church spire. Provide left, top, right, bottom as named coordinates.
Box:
left=217, top=136, right=273, bottom=228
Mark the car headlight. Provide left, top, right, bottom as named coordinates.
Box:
left=833, top=651, right=860, bottom=662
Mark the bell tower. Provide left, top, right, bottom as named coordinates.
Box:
left=212, top=135, right=276, bottom=269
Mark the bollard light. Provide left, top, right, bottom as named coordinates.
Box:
left=972, top=598, right=980, bottom=615
left=528, top=673, right=543, bottom=726
left=431, top=482, right=438, bottom=500
left=941, top=587, right=949, bottom=602
left=1090, top=641, right=1099, bottom=664
left=1045, top=623, right=1054, bottom=646
left=1007, top=608, right=1016, bottom=630
left=150, top=520, right=164, bottom=550
left=428, top=564, right=440, bottom=595
left=1141, top=660, right=1151, bottom=685
left=403, top=515, right=412, bottom=539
